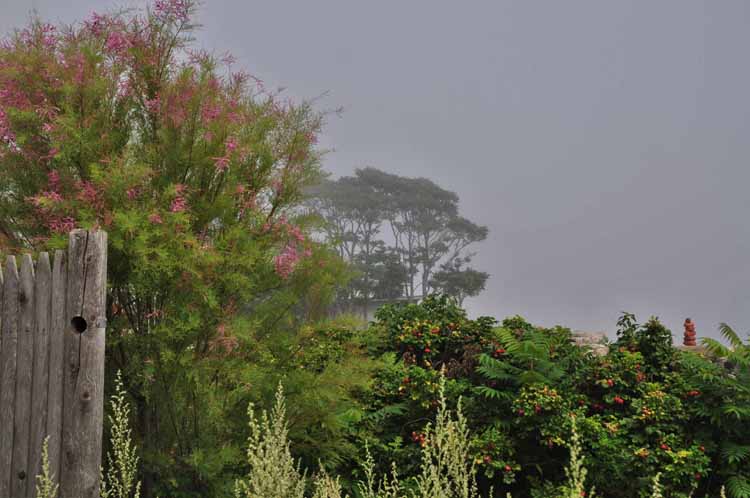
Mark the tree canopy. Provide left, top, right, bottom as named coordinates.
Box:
left=306, top=167, right=489, bottom=311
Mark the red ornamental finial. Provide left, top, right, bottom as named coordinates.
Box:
left=684, top=318, right=697, bottom=347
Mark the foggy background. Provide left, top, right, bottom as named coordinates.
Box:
left=2, top=1, right=748, bottom=340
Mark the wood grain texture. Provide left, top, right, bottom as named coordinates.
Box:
left=29, top=253, right=52, bottom=498
left=0, top=256, right=19, bottom=497
left=12, top=254, right=35, bottom=498
left=46, top=250, right=66, bottom=484
left=60, top=230, right=107, bottom=498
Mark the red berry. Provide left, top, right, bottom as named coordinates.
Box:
left=504, top=465, right=512, bottom=472
left=534, top=404, right=542, bottom=414
left=517, top=408, right=525, bottom=416
left=607, top=379, right=614, bottom=387
left=660, top=444, right=669, bottom=451
left=483, top=455, right=492, bottom=463
left=424, top=347, right=431, bottom=353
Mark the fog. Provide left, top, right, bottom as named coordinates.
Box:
left=2, top=0, right=748, bottom=340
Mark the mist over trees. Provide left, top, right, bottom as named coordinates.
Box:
left=306, top=167, right=489, bottom=311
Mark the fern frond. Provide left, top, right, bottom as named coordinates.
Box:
left=719, top=323, right=745, bottom=350
left=721, top=443, right=750, bottom=465
left=726, top=475, right=750, bottom=498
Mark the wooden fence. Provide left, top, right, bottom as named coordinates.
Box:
left=0, top=230, right=107, bottom=498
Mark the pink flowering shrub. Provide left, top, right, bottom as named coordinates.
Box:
left=0, top=3, right=341, bottom=494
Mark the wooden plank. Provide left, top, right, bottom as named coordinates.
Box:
left=0, top=256, right=19, bottom=497
left=12, top=254, right=35, bottom=498
left=61, top=231, right=87, bottom=498
left=61, top=230, right=107, bottom=498
left=1, top=263, right=3, bottom=357
left=29, top=253, right=52, bottom=498
left=46, top=250, right=66, bottom=485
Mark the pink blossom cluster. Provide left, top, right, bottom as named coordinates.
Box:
left=212, top=136, right=238, bottom=172
left=160, top=80, right=198, bottom=126
left=170, top=197, right=187, bottom=213
left=154, top=0, right=191, bottom=24
left=145, top=96, right=161, bottom=114
left=105, top=30, right=131, bottom=54
left=116, top=77, right=133, bottom=98
left=269, top=216, right=312, bottom=279
left=18, top=24, right=57, bottom=49
left=201, top=103, right=221, bottom=123
left=84, top=12, right=110, bottom=37
left=30, top=190, right=63, bottom=207
left=48, top=170, right=61, bottom=190
left=213, top=156, right=230, bottom=172
left=48, top=216, right=76, bottom=234
left=274, top=244, right=300, bottom=280
left=170, top=184, right=188, bottom=212
left=76, top=180, right=100, bottom=206
left=126, top=187, right=140, bottom=200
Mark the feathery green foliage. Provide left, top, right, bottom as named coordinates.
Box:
left=101, top=371, right=141, bottom=498
left=234, top=384, right=307, bottom=498
left=35, top=437, right=59, bottom=498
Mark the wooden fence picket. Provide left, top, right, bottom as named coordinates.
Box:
left=29, top=253, right=52, bottom=496
left=46, top=250, right=67, bottom=486
left=1, top=257, right=19, bottom=497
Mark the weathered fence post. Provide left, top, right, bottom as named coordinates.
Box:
left=61, top=230, right=107, bottom=498
left=0, top=230, right=107, bottom=498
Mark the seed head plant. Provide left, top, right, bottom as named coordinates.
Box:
left=101, top=371, right=141, bottom=498
left=234, top=383, right=307, bottom=498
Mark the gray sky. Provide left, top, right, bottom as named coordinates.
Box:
left=2, top=1, right=748, bottom=340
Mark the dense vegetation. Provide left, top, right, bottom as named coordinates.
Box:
left=2, top=2, right=749, bottom=497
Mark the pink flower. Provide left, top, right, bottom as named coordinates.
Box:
left=48, top=216, right=76, bottom=234
left=76, top=181, right=99, bottom=204
left=84, top=12, right=110, bottom=36
left=40, top=24, right=57, bottom=49
left=117, top=78, right=133, bottom=98
left=274, top=244, right=300, bottom=279
left=145, top=96, right=160, bottom=114
left=105, top=30, right=130, bottom=54
left=288, top=224, right=305, bottom=243
left=201, top=103, right=221, bottom=123
left=148, top=213, right=163, bottom=224
left=154, top=0, right=191, bottom=23
left=45, top=148, right=59, bottom=160
left=47, top=170, right=61, bottom=191
left=30, top=191, right=63, bottom=207
left=42, top=123, right=54, bottom=134
left=213, top=155, right=230, bottom=172
left=225, top=136, right=238, bottom=153
left=170, top=196, right=187, bottom=213
left=126, top=187, right=140, bottom=200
